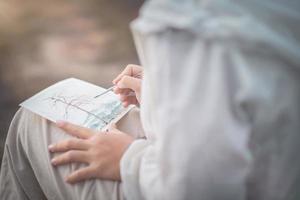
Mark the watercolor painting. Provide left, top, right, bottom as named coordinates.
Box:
left=20, top=78, right=132, bottom=131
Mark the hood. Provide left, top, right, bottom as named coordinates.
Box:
left=132, top=0, right=300, bottom=69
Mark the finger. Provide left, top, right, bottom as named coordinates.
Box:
left=117, top=75, right=141, bottom=93
left=66, top=166, right=95, bottom=184
left=119, top=94, right=128, bottom=101
left=113, top=87, right=132, bottom=95
left=123, top=102, right=129, bottom=108
left=113, top=64, right=142, bottom=84
left=123, top=101, right=134, bottom=108
left=56, top=121, right=94, bottom=139
left=49, top=138, right=90, bottom=152
left=126, top=91, right=136, bottom=97
left=113, top=65, right=134, bottom=84
left=121, top=99, right=138, bottom=108
left=120, top=94, right=137, bottom=102
left=51, top=150, right=89, bottom=166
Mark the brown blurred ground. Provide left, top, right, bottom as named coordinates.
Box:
left=0, top=0, right=143, bottom=165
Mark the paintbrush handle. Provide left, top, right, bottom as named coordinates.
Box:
left=94, top=85, right=116, bottom=98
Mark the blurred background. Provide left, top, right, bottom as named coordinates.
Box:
left=0, top=0, right=143, bottom=166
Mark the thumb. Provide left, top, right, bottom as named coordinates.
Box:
left=117, top=75, right=141, bottom=93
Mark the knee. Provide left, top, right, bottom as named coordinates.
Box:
left=5, top=108, right=42, bottom=148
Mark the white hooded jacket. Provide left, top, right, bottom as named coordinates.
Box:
left=120, top=1, right=300, bottom=199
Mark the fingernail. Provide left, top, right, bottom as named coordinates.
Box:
left=56, top=120, right=65, bottom=127
left=48, top=144, right=54, bottom=151
left=51, top=158, right=57, bottom=165
left=65, top=176, right=72, bottom=183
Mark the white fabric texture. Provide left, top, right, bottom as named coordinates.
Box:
left=120, top=0, right=300, bottom=200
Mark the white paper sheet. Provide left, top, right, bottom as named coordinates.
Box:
left=20, top=78, right=133, bottom=131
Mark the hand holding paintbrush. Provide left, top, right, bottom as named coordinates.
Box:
left=112, top=64, right=143, bottom=107
left=95, top=65, right=143, bottom=108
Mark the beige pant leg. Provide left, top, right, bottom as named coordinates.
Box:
left=0, top=107, right=144, bottom=200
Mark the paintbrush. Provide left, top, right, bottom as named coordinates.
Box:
left=94, top=85, right=116, bottom=98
